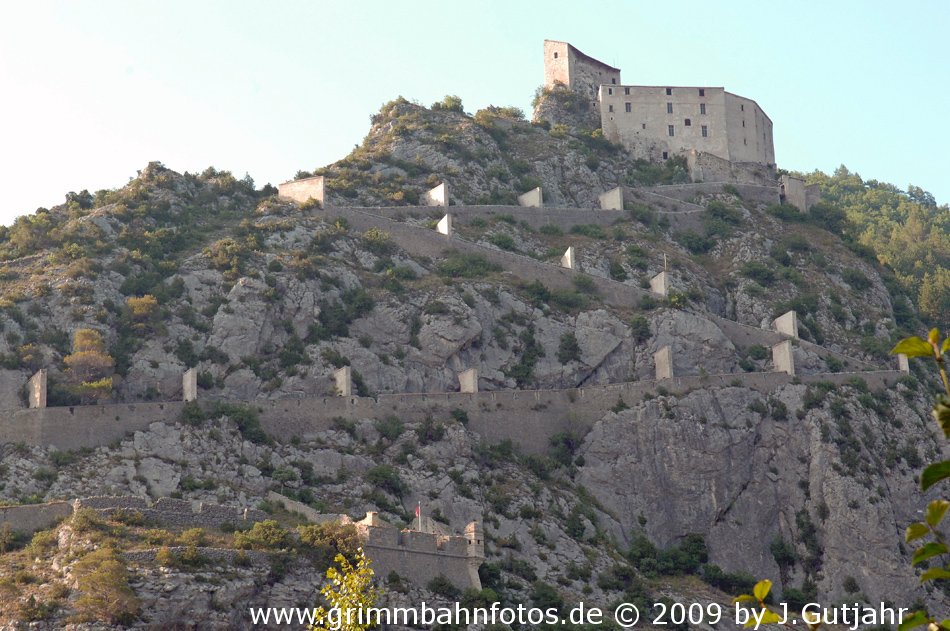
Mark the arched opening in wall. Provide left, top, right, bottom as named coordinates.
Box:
left=554, top=52, right=558, bottom=58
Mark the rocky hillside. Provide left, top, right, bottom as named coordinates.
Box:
left=0, top=97, right=945, bottom=628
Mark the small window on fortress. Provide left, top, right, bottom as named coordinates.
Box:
left=700, top=103, right=706, bottom=115
left=642, top=123, right=646, bottom=129
left=668, top=125, right=674, bottom=137
left=684, top=119, right=691, bottom=126
left=608, top=104, right=614, bottom=112
left=554, top=52, right=558, bottom=59
left=741, top=104, right=745, bottom=111
left=625, top=102, right=632, bottom=113
left=742, top=120, right=746, bottom=128
left=666, top=102, right=673, bottom=114
left=611, top=78, right=616, bottom=84
left=702, top=125, right=708, bottom=137
left=666, top=88, right=672, bottom=95
left=699, top=88, right=705, bottom=97
left=608, top=88, right=613, bottom=95
left=624, top=87, right=630, bottom=95
left=662, top=151, right=669, bottom=159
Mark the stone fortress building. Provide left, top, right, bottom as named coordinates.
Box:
left=542, top=40, right=775, bottom=172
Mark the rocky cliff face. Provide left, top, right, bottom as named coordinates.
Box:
left=579, top=379, right=940, bottom=606
left=0, top=99, right=943, bottom=627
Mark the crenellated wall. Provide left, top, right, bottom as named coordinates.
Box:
left=0, top=496, right=267, bottom=536
left=0, top=370, right=903, bottom=455
left=357, top=517, right=484, bottom=590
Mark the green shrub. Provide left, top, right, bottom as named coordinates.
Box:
left=234, top=520, right=290, bottom=550
left=366, top=465, right=406, bottom=496
left=423, top=301, right=450, bottom=315
left=842, top=268, right=871, bottom=290
left=549, top=432, right=580, bottom=467
left=49, top=450, right=77, bottom=468
left=436, top=252, right=502, bottom=278
left=427, top=575, right=461, bottom=598
left=488, top=233, right=516, bottom=251
left=569, top=224, right=607, bottom=239
left=431, top=95, right=463, bottom=113
left=72, top=548, right=140, bottom=624
left=700, top=564, right=757, bottom=595
left=374, top=416, right=404, bottom=441
left=215, top=402, right=269, bottom=444
left=557, top=333, right=581, bottom=364
left=766, top=203, right=806, bottom=221
left=630, top=315, right=651, bottom=342
left=608, top=258, right=628, bottom=281
left=530, top=581, right=564, bottom=612
left=307, top=288, right=375, bottom=340
left=674, top=231, right=713, bottom=254
left=740, top=262, right=777, bottom=286
left=572, top=275, right=597, bottom=294
left=628, top=533, right=708, bottom=577
left=297, top=521, right=361, bottom=569
left=415, top=417, right=446, bottom=445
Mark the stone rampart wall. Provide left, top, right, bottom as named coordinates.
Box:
left=0, top=369, right=902, bottom=456
left=0, top=401, right=186, bottom=451
left=0, top=496, right=268, bottom=536
left=326, top=206, right=646, bottom=309
left=266, top=491, right=348, bottom=524
left=123, top=546, right=272, bottom=566
left=0, top=205, right=890, bottom=457
left=0, top=500, right=73, bottom=534
left=78, top=496, right=268, bottom=529
left=640, top=182, right=780, bottom=207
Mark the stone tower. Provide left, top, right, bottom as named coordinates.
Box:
left=464, top=520, right=485, bottom=589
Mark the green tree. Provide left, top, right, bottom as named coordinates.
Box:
left=889, top=329, right=950, bottom=631
left=800, top=166, right=950, bottom=330
left=431, top=95, right=463, bottom=113
left=919, top=269, right=950, bottom=325
left=71, top=548, right=141, bottom=624
left=311, top=549, right=378, bottom=631
left=63, top=329, right=115, bottom=401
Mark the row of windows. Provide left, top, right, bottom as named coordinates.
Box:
left=667, top=102, right=707, bottom=115
left=608, top=101, right=709, bottom=116
left=603, top=89, right=751, bottom=117
left=667, top=124, right=709, bottom=137
left=607, top=86, right=710, bottom=104
left=665, top=87, right=706, bottom=97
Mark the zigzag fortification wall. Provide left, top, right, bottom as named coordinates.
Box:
left=0, top=196, right=888, bottom=455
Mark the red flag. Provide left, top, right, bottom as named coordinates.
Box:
left=415, top=504, right=421, bottom=517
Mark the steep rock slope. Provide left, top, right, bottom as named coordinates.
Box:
left=0, top=99, right=944, bottom=626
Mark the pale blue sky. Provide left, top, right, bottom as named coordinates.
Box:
left=1, top=1, right=947, bottom=224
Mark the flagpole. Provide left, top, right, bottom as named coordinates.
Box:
left=417, top=501, right=421, bottom=531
